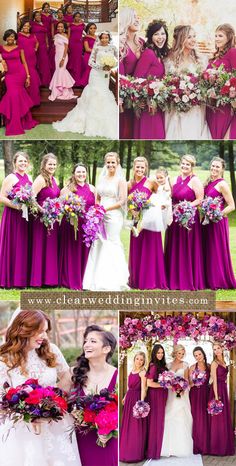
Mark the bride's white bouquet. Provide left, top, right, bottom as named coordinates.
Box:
left=99, top=54, right=117, bottom=69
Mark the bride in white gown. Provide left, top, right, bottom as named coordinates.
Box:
left=0, top=310, right=81, bottom=466
left=161, top=344, right=193, bottom=458
left=164, top=25, right=210, bottom=140
left=83, top=152, right=129, bottom=291
left=52, top=31, right=118, bottom=139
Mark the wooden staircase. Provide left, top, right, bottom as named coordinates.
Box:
left=31, top=88, right=82, bottom=124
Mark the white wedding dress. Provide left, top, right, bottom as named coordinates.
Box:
left=83, top=175, right=129, bottom=291
left=52, top=44, right=118, bottom=139
left=164, top=58, right=211, bottom=140
left=0, top=344, right=81, bottom=466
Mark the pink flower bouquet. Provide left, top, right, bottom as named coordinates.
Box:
left=41, top=197, right=63, bottom=231
left=8, top=184, right=38, bottom=221
left=132, top=400, right=150, bottom=419
left=173, top=200, right=196, bottom=230
left=191, top=369, right=208, bottom=387
left=207, top=399, right=224, bottom=415
left=60, top=193, right=86, bottom=240
left=158, top=370, right=175, bottom=389
left=199, top=196, right=223, bottom=225
left=82, top=204, right=107, bottom=247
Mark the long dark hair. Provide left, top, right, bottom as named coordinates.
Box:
left=72, top=325, right=117, bottom=389
left=147, top=344, right=167, bottom=380
left=145, top=20, right=169, bottom=59
left=193, top=346, right=208, bottom=367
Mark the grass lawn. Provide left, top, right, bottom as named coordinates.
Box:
left=0, top=125, right=104, bottom=140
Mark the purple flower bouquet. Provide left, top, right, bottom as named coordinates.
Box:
left=61, top=193, right=86, bottom=240
left=133, top=400, right=150, bottom=419
left=158, top=370, right=175, bottom=388
left=207, top=399, right=224, bottom=415
left=41, top=197, right=63, bottom=231
left=171, top=376, right=189, bottom=397
left=173, top=200, right=196, bottom=230
left=82, top=204, right=106, bottom=247
left=199, top=196, right=223, bottom=225
left=8, top=184, right=38, bottom=221
left=191, top=369, right=208, bottom=387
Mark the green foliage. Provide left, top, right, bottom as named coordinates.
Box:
left=61, top=347, right=118, bottom=368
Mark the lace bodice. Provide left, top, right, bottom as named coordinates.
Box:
left=97, top=176, right=126, bottom=209
left=89, top=44, right=118, bottom=70
left=168, top=361, right=189, bottom=378
left=164, top=55, right=207, bottom=74
left=0, top=344, right=68, bottom=389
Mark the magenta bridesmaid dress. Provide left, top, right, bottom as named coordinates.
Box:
left=30, top=21, right=52, bottom=86
left=79, top=36, right=96, bottom=87
left=17, top=33, right=41, bottom=106
left=59, top=184, right=95, bottom=289
left=119, top=42, right=143, bottom=139
left=67, top=23, right=85, bottom=86
left=0, top=173, right=31, bottom=288
left=63, top=14, right=74, bottom=25
left=206, top=48, right=236, bottom=139
left=208, top=365, right=235, bottom=456
left=76, top=369, right=118, bottom=466
left=165, top=175, right=206, bottom=290
left=120, top=372, right=147, bottom=462
left=41, top=13, right=55, bottom=74
left=145, top=364, right=168, bottom=459
left=202, top=178, right=236, bottom=289
left=30, top=177, right=60, bottom=287
left=189, top=363, right=210, bottom=454
left=133, top=48, right=165, bottom=139
left=0, top=46, right=38, bottom=136
left=129, top=177, right=167, bottom=290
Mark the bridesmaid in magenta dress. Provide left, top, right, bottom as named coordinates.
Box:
left=133, top=20, right=169, bottom=139
left=208, top=342, right=235, bottom=456
left=30, top=154, right=59, bottom=287
left=17, top=21, right=41, bottom=106
left=165, top=155, right=206, bottom=290
left=119, top=7, right=143, bottom=139
left=189, top=346, right=210, bottom=455
left=0, top=29, right=38, bottom=136
left=59, top=164, right=95, bottom=289
left=67, top=12, right=85, bottom=86
left=0, top=152, right=31, bottom=288
left=120, top=352, right=147, bottom=463
left=48, top=22, right=75, bottom=101
left=31, top=11, right=51, bottom=86
left=145, top=344, right=168, bottom=459
left=128, top=157, right=167, bottom=290
left=202, top=157, right=236, bottom=289
left=41, top=2, right=54, bottom=73
left=63, top=4, right=74, bottom=26
left=51, top=8, right=64, bottom=37
left=79, top=23, right=97, bottom=87
left=206, top=24, right=236, bottom=139
left=72, top=325, right=118, bottom=466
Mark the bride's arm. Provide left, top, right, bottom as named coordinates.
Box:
left=106, top=179, right=127, bottom=212
left=88, top=45, right=102, bottom=70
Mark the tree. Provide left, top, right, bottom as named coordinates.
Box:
left=3, top=141, right=14, bottom=176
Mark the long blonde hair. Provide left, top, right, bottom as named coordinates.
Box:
left=119, top=7, right=142, bottom=62
left=40, top=153, right=57, bottom=187
left=212, top=23, right=236, bottom=60
left=169, top=25, right=200, bottom=68
left=204, top=156, right=225, bottom=186
left=132, top=351, right=146, bottom=372
left=212, top=341, right=226, bottom=365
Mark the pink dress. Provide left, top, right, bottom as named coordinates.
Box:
left=68, top=23, right=85, bottom=85
left=64, top=14, right=74, bottom=25
left=79, top=36, right=96, bottom=87
left=30, top=20, right=52, bottom=86
left=206, top=48, right=236, bottom=139
left=17, top=33, right=41, bottom=106
left=49, top=34, right=75, bottom=101
left=0, top=46, right=38, bottom=136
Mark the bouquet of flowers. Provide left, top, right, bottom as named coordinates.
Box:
left=165, top=72, right=202, bottom=112
left=82, top=204, right=106, bottom=247
left=173, top=200, right=196, bottom=230
left=158, top=370, right=175, bottom=389
left=60, top=193, right=86, bottom=240
left=119, top=76, right=149, bottom=117
left=200, top=64, right=236, bottom=108
left=41, top=197, right=63, bottom=231
left=127, top=190, right=151, bottom=230
left=8, top=184, right=38, bottom=221
left=207, top=399, right=224, bottom=415
left=199, top=196, right=223, bottom=225
left=171, top=376, right=189, bottom=398
left=100, top=54, right=117, bottom=78
left=0, top=379, right=68, bottom=433
left=69, top=388, right=118, bottom=447
left=132, top=400, right=150, bottom=419
left=146, top=79, right=171, bottom=113
left=191, top=369, right=208, bottom=387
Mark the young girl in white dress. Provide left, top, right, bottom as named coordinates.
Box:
left=0, top=310, right=81, bottom=466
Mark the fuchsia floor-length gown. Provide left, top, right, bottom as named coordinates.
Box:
left=79, top=36, right=96, bottom=87
left=0, top=173, right=32, bottom=288
left=67, top=23, right=85, bottom=85
left=146, top=364, right=168, bottom=459
left=49, top=34, right=75, bottom=101
left=59, top=184, right=95, bottom=289
left=17, top=33, right=41, bottom=106
left=30, top=178, right=60, bottom=287
left=0, top=46, right=38, bottom=136
left=63, top=14, right=74, bottom=25
left=119, top=373, right=147, bottom=462
left=189, top=364, right=210, bottom=454
left=30, top=21, right=52, bottom=86
left=133, top=48, right=165, bottom=139
left=129, top=177, right=167, bottom=289
left=208, top=365, right=235, bottom=456
left=76, top=370, right=118, bottom=466
left=206, top=48, right=236, bottom=139
left=202, top=179, right=236, bottom=289
left=165, top=175, right=206, bottom=290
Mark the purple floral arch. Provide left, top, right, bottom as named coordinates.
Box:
left=119, top=313, right=236, bottom=354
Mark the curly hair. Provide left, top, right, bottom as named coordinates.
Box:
left=145, top=20, right=169, bottom=59
left=72, top=325, right=117, bottom=389
left=169, top=25, right=200, bottom=68
left=40, top=153, right=57, bottom=187
left=212, top=23, right=236, bottom=60
left=0, top=310, right=57, bottom=375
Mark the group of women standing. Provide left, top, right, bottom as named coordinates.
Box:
left=119, top=7, right=236, bottom=140
left=0, top=309, right=118, bottom=466
left=120, top=342, right=235, bottom=462
left=0, top=151, right=235, bottom=291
